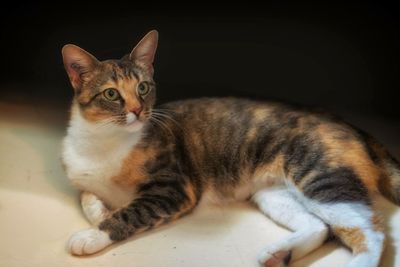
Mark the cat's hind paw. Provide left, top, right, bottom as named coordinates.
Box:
left=258, top=249, right=292, bottom=267
left=68, top=228, right=113, bottom=255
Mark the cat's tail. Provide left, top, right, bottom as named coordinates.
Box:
left=361, top=132, right=400, bottom=205
left=368, top=138, right=400, bottom=205
left=379, top=155, right=400, bottom=206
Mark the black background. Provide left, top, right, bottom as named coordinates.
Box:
left=1, top=1, right=399, bottom=119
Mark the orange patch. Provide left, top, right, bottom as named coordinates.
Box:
left=166, top=182, right=199, bottom=221
left=81, top=106, right=112, bottom=122
left=115, top=78, right=141, bottom=112
left=253, top=153, right=286, bottom=185
left=184, top=183, right=198, bottom=206
left=297, top=169, right=319, bottom=191
left=332, top=226, right=367, bottom=254
left=246, top=127, right=258, bottom=140
left=112, top=147, right=155, bottom=187
left=188, top=131, right=204, bottom=163
left=372, top=214, right=385, bottom=232
left=317, top=125, right=381, bottom=192
left=252, top=107, right=270, bottom=123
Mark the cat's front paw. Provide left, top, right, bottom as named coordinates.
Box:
left=81, top=192, right=110, bottom=226
left=68, top=228, right=113, bottom=255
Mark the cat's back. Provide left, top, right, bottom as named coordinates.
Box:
left=156, top=97, right=380, bottom=178
left=158, top=97, right=345, bottom=135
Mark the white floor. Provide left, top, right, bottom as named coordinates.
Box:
left=1, top=101, right=399, bottom=267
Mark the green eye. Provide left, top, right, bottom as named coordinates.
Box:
left=103, top=88, right=120, bottom=101
left=137, top=82, right=150, bottom=97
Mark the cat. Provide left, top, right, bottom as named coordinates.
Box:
left=61, top=30, right=400, bottom=267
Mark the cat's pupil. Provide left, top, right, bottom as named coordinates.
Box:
left=103, top=88, right=119, bottom=101
left=138, top=83, right=148, bottom=96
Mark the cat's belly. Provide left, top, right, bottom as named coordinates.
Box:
left=201, top=172, right=285, bottom=206
left=62, top=140, right=135, bottom=209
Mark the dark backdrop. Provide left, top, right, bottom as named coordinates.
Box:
left=1, top=2, right=399, bottom=119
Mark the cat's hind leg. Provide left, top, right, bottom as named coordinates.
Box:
left=253, top=187, right=329, bottom=267
left=299, top=199, right=385, bottom=267
left=81, top=192, right=110, bottom=226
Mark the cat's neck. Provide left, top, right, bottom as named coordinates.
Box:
left=66, top=104, right=142, bottom=156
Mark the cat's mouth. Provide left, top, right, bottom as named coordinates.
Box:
left=124, top=112, right=145, bottom=132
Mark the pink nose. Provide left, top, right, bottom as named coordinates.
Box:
left=130, top=107, right=142, bottom=116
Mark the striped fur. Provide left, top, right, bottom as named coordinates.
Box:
left=62, top=31, right=400, bottom=266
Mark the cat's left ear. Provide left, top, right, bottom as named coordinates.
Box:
left=129, top=30, right=158, bottom=70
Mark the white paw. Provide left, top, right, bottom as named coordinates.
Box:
left=68, top=228, right=113, bottom=255
left=81, top=192, right=110, bottom=226
left=258, top=248, right=292, bottom=267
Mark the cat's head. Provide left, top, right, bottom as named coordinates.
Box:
left=62, top=30, right=158, bottom=133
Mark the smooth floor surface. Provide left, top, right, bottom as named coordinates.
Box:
left=1, top=101, right=400, bottom=267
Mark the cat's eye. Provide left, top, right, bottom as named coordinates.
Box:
left=103, top=88, right=120, bottom=101
left=137, top=82, right=150, bottom=97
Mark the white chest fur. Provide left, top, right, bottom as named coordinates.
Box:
left=62, top=108, right=142, bottom=209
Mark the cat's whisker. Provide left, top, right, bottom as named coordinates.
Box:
left=148, top=118, right=168, bottom=135
left=93, top=114, right=129, bottom=130
left=151, top=110, right=184, bottom=133
left=151, top=113, right=173, bottom=126
left=149, top=115, right=174, bottom=137
left=152, top=107, right=176, bottom=114
left=94, top=119, right=122, bottom=130
left=149, top=116, right=172, bottom=135
left=95, top=121, right=115, bottom=129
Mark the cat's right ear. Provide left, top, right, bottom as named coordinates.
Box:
left=62, top=44, right=100, bottom=91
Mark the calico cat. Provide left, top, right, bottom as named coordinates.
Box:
left=61, top=30, right=400, bottom=267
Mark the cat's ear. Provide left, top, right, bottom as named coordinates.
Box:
left=62, top=44, right=100, bottom=91
left=129, top=30, right=158, bottom=69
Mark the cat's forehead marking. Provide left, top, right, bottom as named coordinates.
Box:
left=111, top=57, right=142, bottom=80
left=100, top=70, right=139, bottom=93
left=103, top=60, right=138, bottom=82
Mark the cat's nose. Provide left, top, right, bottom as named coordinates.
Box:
left=130, top=107, right=142, bottom=116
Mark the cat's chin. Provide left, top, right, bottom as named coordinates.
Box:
left=124, top=120, right=144, bottom=133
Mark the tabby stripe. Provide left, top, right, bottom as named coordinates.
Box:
left=354, top=128, right=381, bottom=164
left=138, top=180, right=190, bottom=207
left=127, top=205, right=148, bottom=226
left=252, top=131, right=274, bottom=164
left=167, top=187, right=190, bottom=203
left=284, top=134, right=324, bottom=184
left=291, top=152, right=321, bottom=184
left=138, top=179, right=184, bottom=193
left=132, top=205, right=152, bottom=223
left=110, top=68, right=119, bottom=82
left=121, top=211, right=129, bottom=223
left=145, top=153, right=172, bottom=175
left=303, top=167, right=370, bottom=204
left=140, top=195, right=179, bottom=214
left=225, top=112, right=251, bottom=178
left=138, top=202, right=161, bottom=221
left=174, top=133, right=195, bottom=175
left=127, top=68, right=140, bottom=80
left=139, top=196, right=171, bottom=214
left=251, top=135, right=285, bottom=168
